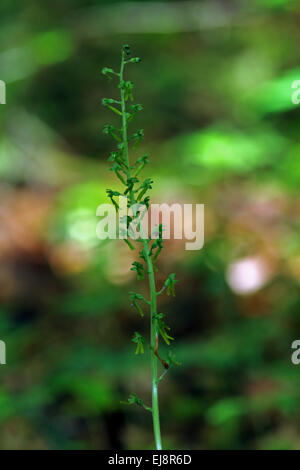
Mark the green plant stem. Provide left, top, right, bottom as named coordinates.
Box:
left=120, top=53, right=130, bottom=177
left=143, top=239, right=162, bottom=450
left=119, top=50, right=163, bottom=450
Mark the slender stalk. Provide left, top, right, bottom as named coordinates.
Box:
left=119, top=49, right=162, bottom=450
left=120, top=53, right=130, bottom=176
left=103, top=46, right=179, bottom=450
left=143, top=239, right=162, bottom=450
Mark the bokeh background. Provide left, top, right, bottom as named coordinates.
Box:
left=1, top=0, right=300, bottom=450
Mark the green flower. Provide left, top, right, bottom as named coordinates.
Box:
left=132, top=332, right=145, bottom=354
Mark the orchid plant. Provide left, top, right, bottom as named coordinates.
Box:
left=102, top=45, right=179, bottom=450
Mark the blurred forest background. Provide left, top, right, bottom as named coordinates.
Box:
left=0, top=0, right=300, bottom=450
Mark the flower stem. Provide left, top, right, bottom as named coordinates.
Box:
left=119, top=49, right=162, bottom=450
left=120, top=52, right=130, bottom=176
left=143, top=239, right=162, bottom=450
